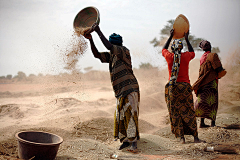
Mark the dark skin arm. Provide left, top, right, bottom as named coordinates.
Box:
left=163, top=29, right=174, bottom=49
left=84, top=33, right=101, bottom=59
left=163, top=29, right=194, bottom=52
left=184, top=31, right=194, bottom=52
left=92, top=23, right=113, bottom=50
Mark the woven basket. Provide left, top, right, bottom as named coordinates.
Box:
left=73, top=6, right=100, bottom=29
left=173, top=14, right=189, bottom=39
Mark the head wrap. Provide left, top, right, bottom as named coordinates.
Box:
left=199, top=40, right=211, bottom=51
left=109, top=33, right=123, bottom=46
left=171, top=39, right=183, bottom=52
left=169, top=39, right=182, bottom=85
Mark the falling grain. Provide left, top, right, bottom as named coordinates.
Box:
left=63, top=27, right=91, bottom=72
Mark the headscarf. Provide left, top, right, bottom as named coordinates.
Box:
left=199, top=40, right=211, bottom=51
left=169, top=39, right=183, bottom=85
left=109, top=33, right=123, bottom=46
left=171, top=39, right=183, bottom=52
left=199, top=40, right=211, bottom=65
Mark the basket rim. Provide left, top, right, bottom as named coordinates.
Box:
left=73, top=6, right=100, bottom=29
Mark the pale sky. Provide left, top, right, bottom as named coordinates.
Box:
left=0, top=0, right=240, bottom=76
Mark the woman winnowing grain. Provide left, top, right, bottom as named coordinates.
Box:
left=83, top=23, right=140, bottom=153
left=192, top=40, right=226, bottom=128
left=162, top=29, right=202, bottom=144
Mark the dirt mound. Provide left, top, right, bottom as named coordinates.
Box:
left=139, top=119, right=157, bottom=133
left=0, top=138, right=18, bottom=158
left=0, top=104, right=24, bottom=119
left=73, top=117, right=157, bottom=143
left=201, top=126, right=239, bottom=143
left=55, top=98, right=82, bottom=108
left=140, top=95, right=166, bottom=113
left=74, top=117, right=113, bottom=143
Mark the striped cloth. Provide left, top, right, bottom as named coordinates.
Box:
left=99, top=45, right=139, bottom=98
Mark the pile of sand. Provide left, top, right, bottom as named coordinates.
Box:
left=0, top=104, right=24, bottom=119
left=74, top=117, right=113, bottom=143
left=0, top=46, right=240, bottom=159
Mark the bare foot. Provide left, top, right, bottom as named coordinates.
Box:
left=126, top=148, right=138, bottom=153
left=180, top=137, right=185, bottom=144
left=194, top=137, right=200, bottom=143
left=194, top=137, right=206, bottom=143
left=126, top=142, right=138, bottom=153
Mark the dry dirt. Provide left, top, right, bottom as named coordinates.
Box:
left=0, top=52, right=240, bottom=159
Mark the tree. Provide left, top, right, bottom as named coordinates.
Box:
left=0, top=76, right=5, bottom=79
left=17, top=71, right=26, bottom=81
left=6, top=75, right=12, bottom=80
left=150, top=19, right=220, bottom=53
left=139, top=62, right=156, bottom=69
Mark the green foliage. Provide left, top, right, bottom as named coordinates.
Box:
left=139, top=62, right=156, bottom=69
left=17, top=71, right=26, bottom=81
left=29, top=74, right=36, bottom=77
left=160, top=20, right=175, bottom=36
left=212, top=47, right=220, bottom=54
left=38, top=73, right=43, bottom=77
left=6, top=75, right=12, bottom=80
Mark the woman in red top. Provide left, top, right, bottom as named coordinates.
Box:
left=162, top=29, right=200, bottom=144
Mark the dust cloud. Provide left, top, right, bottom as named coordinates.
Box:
left=0, top=42, right=239, bottom=159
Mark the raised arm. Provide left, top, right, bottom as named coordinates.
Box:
left=163, top=29, right=174, bottom=49
left=92, top=23, right=113, bottom=50
left=84, top=34, right=101, bottom=59
left=184, top=31, right=194, bottom=52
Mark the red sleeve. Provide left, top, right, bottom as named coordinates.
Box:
left=162, top=49, right=173, bottom=62
left=189, top=52, right=195, bottom=60
left=162, top=49, right=169, bottom=57
left=182, top=51, right=195, bottom=60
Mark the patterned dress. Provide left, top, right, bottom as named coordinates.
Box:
left=193, top=52, right=223, bottom=121
left=162, top=48, right=198, bottom=138
left=194, top=79, right=218, bottom=121
left=165, top=82, right=198, bottom=138
left=99, top=45, right=140, bottom=142
left=114, top=92, right=140, bottom=142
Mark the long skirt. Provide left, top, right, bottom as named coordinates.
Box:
left=165, top=82, right=198, bottom=138
left=114, top=92, right=140, bottom=143
left=194, top=79, right=218, bottom=121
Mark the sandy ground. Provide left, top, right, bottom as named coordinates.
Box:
left=0, top=63, right=240, bottom=160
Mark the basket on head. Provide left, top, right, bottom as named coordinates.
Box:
left=173, top=14, right=189, bottom=39
left=73, top=6, right=100, bottom=30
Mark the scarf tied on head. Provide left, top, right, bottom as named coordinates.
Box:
left=199, top=40, right=211, bottom=51
left=109, top=33, right=122, bottom=45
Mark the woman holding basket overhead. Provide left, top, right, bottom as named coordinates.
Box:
left=162, top=29, right=201, bottom=144
left=83, top=23, right=140, bottom=153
